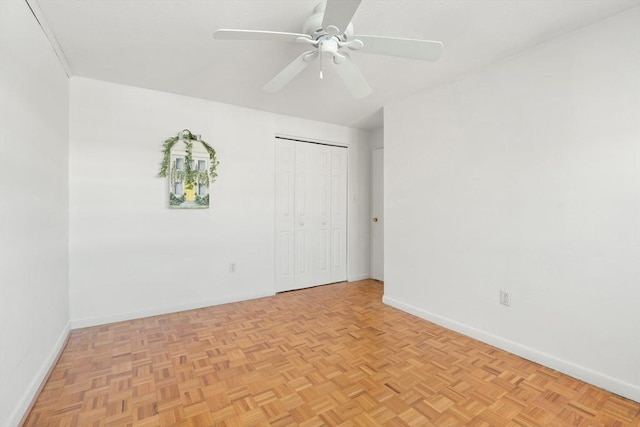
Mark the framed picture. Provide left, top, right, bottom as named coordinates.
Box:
left=168, top=141, right=210, bottom=209
left=158, top=130, right=219, bottom=210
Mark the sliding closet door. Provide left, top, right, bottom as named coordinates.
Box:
left=275, top=139, right=347, bottom=292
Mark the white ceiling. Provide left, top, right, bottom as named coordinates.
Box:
left=33, top=0, right=639, bottom=129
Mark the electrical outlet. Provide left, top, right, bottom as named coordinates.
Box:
left=229, top=262, right=236, bottom=273
left=500, top=290, right=511, bottom=306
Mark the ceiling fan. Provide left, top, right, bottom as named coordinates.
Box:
left=213, top=0, right=443, bottom=98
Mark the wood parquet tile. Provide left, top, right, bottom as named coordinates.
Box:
left=24, top=280, right=640, bottom=426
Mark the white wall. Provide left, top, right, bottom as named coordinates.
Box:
left=369, top=127, right=384, bottom=279
left=370, top=127, right=384, bottom=150
left=384, top=7, right=639, bottom=401
left=0, top=2, right=70, bottom=426
left=69, top=77, right=370, bottom=326
left=349, top=131, right=372, bottom=281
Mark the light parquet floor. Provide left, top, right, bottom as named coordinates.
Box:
left=25, top=280, right=639, bottom=426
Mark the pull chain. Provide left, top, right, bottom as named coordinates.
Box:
left=319, top=51, right=324, bottom=79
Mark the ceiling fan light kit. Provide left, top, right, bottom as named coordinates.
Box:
left=213, top=0, right=443, bottom=99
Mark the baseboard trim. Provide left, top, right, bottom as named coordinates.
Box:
left=347, top=273, right=371, bottom=282
left=383, top=295, right=640, bottom=403
left=9, top=321, right=71, bottom=427
left=70, top=291, right=276, bottom=329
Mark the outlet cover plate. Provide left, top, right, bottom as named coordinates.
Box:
left=500, top=290, right=511, bottom=306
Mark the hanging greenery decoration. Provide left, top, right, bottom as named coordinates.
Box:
left=158, top=129, right=219, bottom=183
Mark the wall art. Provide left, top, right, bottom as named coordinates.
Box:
left=158, top=130, right=219, bottom=209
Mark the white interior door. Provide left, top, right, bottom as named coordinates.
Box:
left=371, top=148, right=384, bottom=281
left=275, top=139, right=348, bottom=292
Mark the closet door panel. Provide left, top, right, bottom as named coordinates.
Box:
left=275, top=140, right=295, bottom=291
left=330, top=148, right=348, bottom=283
left=314, top=145, right=331, bottom=285
left=294, top=143, right=315, bottom=289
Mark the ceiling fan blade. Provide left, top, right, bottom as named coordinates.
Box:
left=214, top=29, right=311, bottom=43
left=332, top=53, right=372, bottom=99
left=263, top=51, right=318, bottom=93
left=322, top=0, right=362, bottom=34
left=354, top=35, right=443, bottom=61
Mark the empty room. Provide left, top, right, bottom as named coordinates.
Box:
left=1, top=0, right=639, bottom=425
